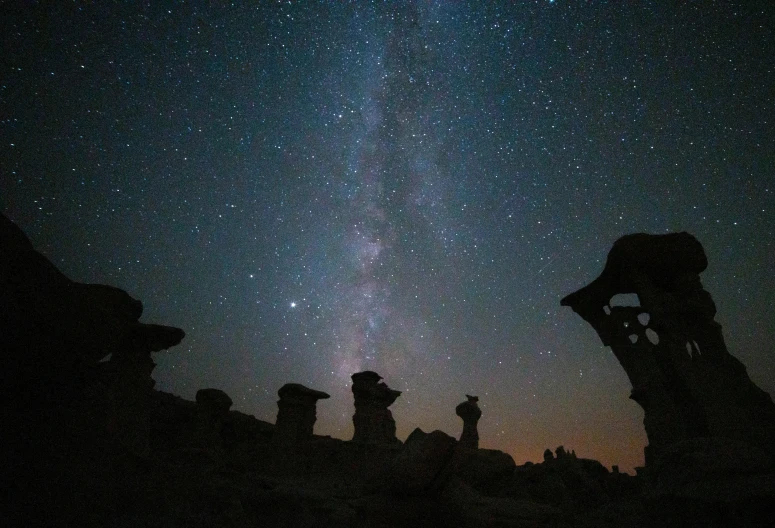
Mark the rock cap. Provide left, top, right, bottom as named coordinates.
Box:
left=278, top=383, right=330, bottom=401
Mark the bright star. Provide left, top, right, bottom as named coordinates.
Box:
left=290, top=302, right=296, bottom=308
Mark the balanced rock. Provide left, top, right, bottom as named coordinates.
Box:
left=351, top=371, right=401, bottom=444
left=274, top=383, right=330, bottom=443
left=455, top=394, right=482, bottom=449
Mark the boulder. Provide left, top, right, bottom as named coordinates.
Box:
left=389, top=428, right=458, bottom=495
left=453, top=448, right=516, bottom=494
left=196, top=388, right=234, bottom=418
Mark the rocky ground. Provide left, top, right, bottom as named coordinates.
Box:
left=9, top=386, right=644, bottom=527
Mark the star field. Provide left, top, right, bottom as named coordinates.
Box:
left=2, top=2, right=774, bottom=473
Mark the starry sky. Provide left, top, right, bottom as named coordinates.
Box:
left=2, top=2, right=774, bottom=473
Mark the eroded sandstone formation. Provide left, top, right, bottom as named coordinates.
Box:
left=2, top=212, right=185, bottom=524
left=274, top=383, right=330, bottom=443
left=561, top=232, right=775, bottom=467
left=351, top=370, right=401, bottom=444
left=1, top=213, right=184, bottom=458
left=103, top=321, right=185, bottom=455
left=11, top=210, right=774, bottom=526
left=455, top=394, right=482, bottom=449
left=197, top=387, right=234, bottom=417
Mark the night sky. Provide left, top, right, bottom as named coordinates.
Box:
left=2, top=2, right=774, bottom=473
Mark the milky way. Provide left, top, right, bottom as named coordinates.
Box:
left=2, top=2, right=774, bottom=472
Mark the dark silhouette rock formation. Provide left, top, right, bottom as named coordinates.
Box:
left=274, top=383, right=330, bottom=443
left=189, top=388, right=234, bottom=451
left=1, top=212, right=184, bottom=524
left=351, top=370, right=402, bottom=444
left=561, top=232, right=775, bottom=468
left=103, top=321, right=184, bottom=455
left=452, top=448, right=518, bottom=496
left=455, top=394, right=482, bottom=449
left=1, top=213, right=184, bottom=452
left=562, top=232, right=775, bottom=523
left=506, top=446, right=631, bottom=516
left=12, top=212, right=775, bottom=526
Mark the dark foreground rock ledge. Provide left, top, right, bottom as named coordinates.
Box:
left=1, top=212, right=184, bottom=525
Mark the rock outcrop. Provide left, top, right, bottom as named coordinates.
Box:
left=274, top=383, right=330, bottom=443
left=455, top=394, right=482, bottom=449
left=1, top=212, right=184, bottom=525
left=351, top=370, right=401, bottom=444
left=562, top=232, right=775, bottom=523
left=561, top=232, right=775, bottom=468
left=1, top=213, right=184, bottom=450
left=197, top=387, right=234, bottom=417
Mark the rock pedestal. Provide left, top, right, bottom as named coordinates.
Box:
left=455, top=394, right=482, bottom=449
left=274, top=383, right=330, bottom=443
left=107, top=323, right=185, bottom=455
left=351, top=371, right=401, bottom=444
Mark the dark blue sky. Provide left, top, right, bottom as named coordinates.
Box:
left=2, top=1, right=773, bottom=472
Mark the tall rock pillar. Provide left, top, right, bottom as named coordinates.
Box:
left=351, top=371, right=401, bottom=444
left=456, top=394, right=482, bottom=449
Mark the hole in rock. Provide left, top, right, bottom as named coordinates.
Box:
left=629, top=334, right=638, bottom=344
left=645, top=328, right=659, bottom=345
left=637, top=312, right=650, bottom=326
left=610, top=293, right=640, bottom=307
